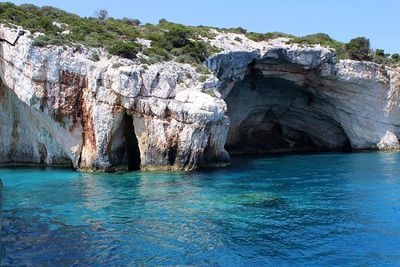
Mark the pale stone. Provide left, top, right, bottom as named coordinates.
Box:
left=1, top=25, right=400, bottom=172
left=378, top=131, right=400, bottom=150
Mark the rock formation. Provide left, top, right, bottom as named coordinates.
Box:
left=1, top=26, right=400, bottom=171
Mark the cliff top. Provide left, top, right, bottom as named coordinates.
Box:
left=0, top=2, right=399, bottom=68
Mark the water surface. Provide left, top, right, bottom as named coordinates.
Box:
left=1, top=152, right=400, bottom=266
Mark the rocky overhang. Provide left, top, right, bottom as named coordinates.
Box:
left=1, top=26, right=399, bottom=171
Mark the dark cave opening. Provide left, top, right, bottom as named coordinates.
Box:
left=225, top=65, right=352, bottom=155
left=123, top=114, right=141, bottom=171
left=110, top=113, right=141, bottom=171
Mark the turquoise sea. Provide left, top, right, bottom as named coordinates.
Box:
left=1, top=152, right=400, bottom=266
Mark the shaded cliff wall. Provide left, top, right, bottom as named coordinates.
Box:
left=207, top=47, right=400, bottom=155
left=0, top=80, right=75, bottom=166
left=0, top=178, right=2, bottom=245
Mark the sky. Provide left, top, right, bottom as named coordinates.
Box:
left=7, top=0, right=400, bottom=53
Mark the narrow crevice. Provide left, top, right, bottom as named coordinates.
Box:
left=167, top=146, right=177, bottom=166
left=122, top=113, right=141, bottom=171
left=109, top=113, right=141, bottom=171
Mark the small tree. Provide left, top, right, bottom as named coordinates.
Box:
left=107, top=41, right=140, bottom=59
left=96, top=9, right=108, bottom=21
left=165, top=26, right=192, bottom=48
left=345, top=37, right=371, bottom=61
left=159, top=18, right=168, bottom=24
left=132, top=19, right=141, bottom=26
left=121, top=18, right=141, bottom=26
left=392, top=53, right=400, bottom=64
left=375, top=49, right=385, bottom=57
left=392, top=53, right=400, bottom=60
left=233, top=27, right=247, bottom=34
left=38, top=16, right=54, bottom=32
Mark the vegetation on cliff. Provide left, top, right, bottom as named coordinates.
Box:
left=288, top=33, right=347, bottom=59
left=0, top=2, right=398, bottom=66
left=0, top=2, right=219, bottom=65
left=289, top=34, right=398, bottom=65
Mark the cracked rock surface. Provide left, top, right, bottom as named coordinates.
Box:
left=1, top=27, right=400, bottom=171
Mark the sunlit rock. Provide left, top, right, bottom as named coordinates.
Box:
left=1, top=26, right=400, bottom=171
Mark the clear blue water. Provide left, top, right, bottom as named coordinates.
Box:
left=1, top=152, right=400, bottom=266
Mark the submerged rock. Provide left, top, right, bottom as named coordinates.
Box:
left=1, top=26, right=400, bottom=171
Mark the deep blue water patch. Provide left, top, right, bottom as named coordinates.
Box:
left=1, top=152, right=400, bottom=266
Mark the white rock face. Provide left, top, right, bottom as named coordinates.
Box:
left=1, top=25, right=400, bottom=171
left=206, top=33, right=400, bottom=154
left=0, top=26, right=228, bottom=171
left=378, top=131, right=400, bottom=150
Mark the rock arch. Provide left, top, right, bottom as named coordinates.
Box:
left=223, top=56, right=352, bottom=155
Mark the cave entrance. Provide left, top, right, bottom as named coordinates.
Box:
left=110, top=113, right=141, bottom=171
left=123, top=114, right=141, bottom=171
left=225, top=66, right=352, bottom=155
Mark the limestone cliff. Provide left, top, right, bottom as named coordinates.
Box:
left=1, top=26, right=400, bottom=171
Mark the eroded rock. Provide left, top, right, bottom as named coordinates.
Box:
left=1, top=26, right=400, bottom=171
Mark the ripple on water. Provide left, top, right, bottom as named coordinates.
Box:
left=1, top=152, right=400, bottom=265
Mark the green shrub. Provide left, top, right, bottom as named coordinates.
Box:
left=143, top=47, right=170, bottom=59
left=198, top=75, right=208, bottom=82
left=146, top=21, right=219, bottom=64
left=107, top=41, right=141, bottom=59
left=246, top=32, right=294, bottom=42
left=163, top=26, right=192, bottom=49
left=38, top=16, right=54, bottom=32
left=391, top=53, right=400, bottom=65
left=48, top=37, right=65, bottom=46
left=90, top=52, right=100, bottom=62
left=195, top=64, right=211, bottom=74
left=121, top=18, right=140, bottom=26
left=194, top=25, right=217, bottom=39
left=222, top=27, right=247, bottom=34
left=0, top=2, right=142, bottom=53
left=289, top=33, right=346, bottom=59
left=3, top=2, right=398, bottom=65
left=158, top=18, right=168, bottom=24
left=373, top=49, right=391, bottom=64
left=373, top=56, right=389, bottom=65
left=345, top=37, right=371, bottom=61
left=82, top=34, right=103, bottom=47
left=291, top=33, right=331, bottom=44
left=146, top=53, right=166, bottom=64
left=201, top=88, right=216, bottom=97
left=32, top=35, right=51, bottom=47
left=181, top=41, right=209, bottom=63
left=375, top=49, right=385, bottom=57
left=175, top=54, right=196, bottom=64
